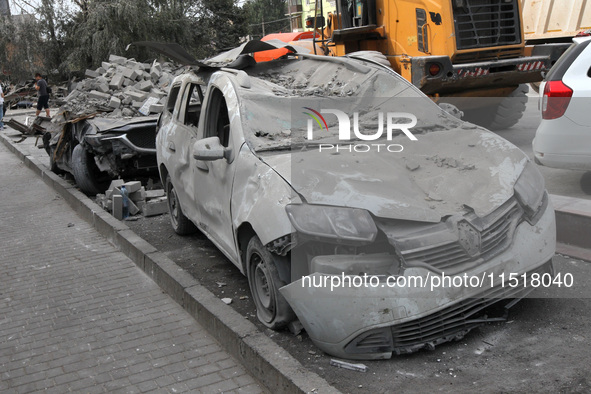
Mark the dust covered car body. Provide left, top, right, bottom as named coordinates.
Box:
left=44, top=115, right=158, bottom=195
left=157, top=48, right=555, bottom=360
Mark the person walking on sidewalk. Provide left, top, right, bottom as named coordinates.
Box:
left=0, top=83, right=5, bottom=130
left=34, top=73, right=50, bottom=117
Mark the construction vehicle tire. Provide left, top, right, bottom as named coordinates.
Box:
left=464, top=84, right=529, bottom=131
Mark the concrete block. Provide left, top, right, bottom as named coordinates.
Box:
left=85, top=69, right=100, bottom=78
left=88, top=90, right=110, bottom=100
left=142, top=197, right=168, bottom=217
left=149, top=104, right=164, bottom=113
left=135, top=80, right=153, bottom=92
left=109, top=73, right=124, bottom=90
left=108, top=96, right=121, bottom=109
left=146, top=189, right=165, bottom=199
left=150, top=68, right=161, bottom=81
left=122, top=108, right=135, bottom=117
left=105, top=189, right=113, bottom=199
left=139, top=97, right=160, bottom=115
left=122, top=67, right=139, bottom=80
left=112, top=194, right=123, bottom=220
left=108, top=179, right=125, bottom=191
left=96, top=83, right=109, bottom=93
left=96, top=67, right=106, bottom=75
left=123, top=78, right=133, bottom=87
left=101, top=61, right=113, bottom=70
left=128, top=199, right=140, bottom=216
left=122, top=181, right=141, bottom=194
left=132, top=100, right=144, bottom=109
left=130, top=187, right=146, bottom=203
left=109, top=54, right=127, bottom=64
left=136, top=200, right=146, bottom=213
left=125, top=90, right=148, bottom=101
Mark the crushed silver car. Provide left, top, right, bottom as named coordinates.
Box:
left=156, top=42, right=555, bottom=360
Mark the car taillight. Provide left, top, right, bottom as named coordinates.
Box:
left=541, top=80, right=573, bottom=120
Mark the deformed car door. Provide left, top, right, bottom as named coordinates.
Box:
left=165, top=80, right=203, bottom=221
left=192, top=79, right=243, bottom=263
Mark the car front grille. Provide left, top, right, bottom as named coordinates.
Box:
left=125, top=127, right=156, bottom=150
left=344, top=261, right=553, bottom=356
left=453, top=0, right=521, bottom=50
left=400, top=200, right=522, bottom=272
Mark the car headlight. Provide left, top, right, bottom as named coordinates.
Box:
left=514, top=161, right=546, bottom=219
left=285, top=204, right=378, bottom=244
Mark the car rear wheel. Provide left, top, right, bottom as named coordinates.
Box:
left=71, top=144, right=110, bottom=196
left=165, top=175, right=196, bottom=235
left=246, top=236, right=295, bottom=329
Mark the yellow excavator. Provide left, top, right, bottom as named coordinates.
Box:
left=269, top=0, right=571, bottom=130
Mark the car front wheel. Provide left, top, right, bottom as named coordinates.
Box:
left=71, top=144, right=110, bottom=196
left=165, top=175, right=196, bottom=235
left=246, top=236, right=295, bottom=329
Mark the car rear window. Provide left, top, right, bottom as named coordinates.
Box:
left=545, top=39, right=591, bottom=82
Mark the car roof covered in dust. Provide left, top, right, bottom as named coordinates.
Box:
left=226, top=56, right=461, bottom=152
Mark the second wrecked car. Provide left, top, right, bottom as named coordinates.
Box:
left=156, top=42, right=556, bottom=359
left=43, top=115, right=159, bottom=195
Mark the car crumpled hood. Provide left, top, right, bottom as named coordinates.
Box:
left=259, top=125, right=529, bottom=222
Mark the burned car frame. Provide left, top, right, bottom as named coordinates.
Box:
left=43, top=114, right=159, bottom=195
left=155, top=41, right=556, bottom=360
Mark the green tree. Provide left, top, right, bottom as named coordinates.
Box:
left=244, top=0, right=289, bottom=39
left=199, top=0, right=248, bottom=54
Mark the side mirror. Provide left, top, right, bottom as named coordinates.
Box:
left=192, top=136, right=232, bottom=161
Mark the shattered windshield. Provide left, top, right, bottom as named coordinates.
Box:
left=238, top=58, right=463, bottom=152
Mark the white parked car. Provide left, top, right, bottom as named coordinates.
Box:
left=156, top=42, right=555, bottom=359
left=533, top=36, right=591, bottom=170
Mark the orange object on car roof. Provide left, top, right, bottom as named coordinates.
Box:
left=254, top=31, right=319, bottom=62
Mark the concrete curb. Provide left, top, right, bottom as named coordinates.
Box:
left=0, top=133, right=339, bottom=394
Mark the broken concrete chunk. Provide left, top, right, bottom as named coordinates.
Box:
left=221, top=298, right=232, bottom=305
left=139, top=97, right=160, bottom=115
left=101, top=62, right=112, bottom=70
left=132, top=100, right=144, bottom=109
left=122, top=181, right=141, bottom=194
left=108, top=54, right=127, bottom=65
left=128, top=199, right=140, bottom=216
left=145, top=189, right=165, bottom=199
left=142, top=197, right=168, bottom=217
left=96, top=83, right=109, bottom=93
left=88, top=90, right=110, bottom=100
left=112, top=194, right=123, bottom=220
left=108, top=179, right=125, bottom=191
left=108, top=96, right=121, bottom=109
left=135, top=80, right=153, bottom=92
left=85, top=69, right=100, bottom=78
left=125, top=90, right=148, bottom=101
left=109, top=74, right=125, bottom=90
left=149, top=104, right=164, bottom=113
left=130, top=187, right=146, bottom=203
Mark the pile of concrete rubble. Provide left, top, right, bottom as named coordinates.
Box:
left=95, top=180, right=168, bottom=220
left=62, top=54, right=184, bottom=119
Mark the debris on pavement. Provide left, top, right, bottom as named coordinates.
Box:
left=221, top=298, right=233, bottom=305
left=95, top=179, right=167, bottom=220
left=330, top=359, right=368, bottom=372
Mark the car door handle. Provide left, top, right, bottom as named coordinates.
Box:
left=167, top=141, right=176, bottom=152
